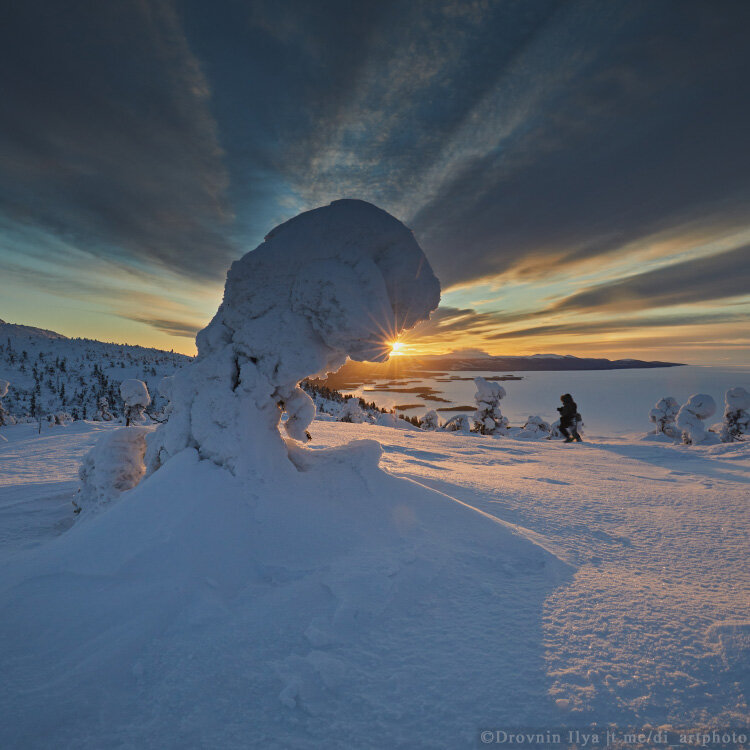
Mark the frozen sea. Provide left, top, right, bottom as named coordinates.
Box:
left=343, top=364, right=750, bottom=437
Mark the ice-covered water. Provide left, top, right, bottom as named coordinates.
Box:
left=344, top=364, right=750, bottom=437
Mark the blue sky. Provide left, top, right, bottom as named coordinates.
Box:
left=1, top=0, right=749, bottom=362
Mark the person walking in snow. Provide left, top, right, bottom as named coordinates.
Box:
left=557, top=393, right=582, bottom=443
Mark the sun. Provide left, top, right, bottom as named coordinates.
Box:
left=390, top=341, right=404, bottom=356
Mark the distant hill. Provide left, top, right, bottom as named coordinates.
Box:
left=0, top=320, right=190, bottom=420
left=316, top=352, right=683, bottom=389
left=419, top=352, right=683, bottom=371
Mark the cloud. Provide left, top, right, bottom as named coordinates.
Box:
left=483, top=310, right=750, bottom=341
left=551, top=244, right=750, bottom=313
left=0, top=1, right=233, bottom=280
left=402, top=306, right=512, bottom=342
left=400, top=1, right=750, bottom=288
left=124, top=316, right=202, bottom=338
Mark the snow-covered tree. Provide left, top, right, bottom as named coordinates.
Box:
left=120, top=379, right=150, bottom=426
left=675, top=393, right=716, bottom=445
left=520, top=415, right=550, bottom=438
left=718, top=386, right=750, bottom=442
left=420, top=410, right=440, bottom=430
left=442, top=414, right=472, bottom=433
left=648, top=396, right=680, bottom=437
left=95, top=396, right=113, bottom=422
left=472, top=377, right=508, bottom=435
left=143, top=199, right=440, bottom=477
left=338, top=398, right=368, bottom=424
left=0, top=378, right=10, bottom=426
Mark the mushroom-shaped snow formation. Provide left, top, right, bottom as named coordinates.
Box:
left=648, top=396, right=680, bottom=436
left=146, top=200, right=441, bottom=476
left=676, top=393, right=716, bottom=445
left=120, top=379, right=151, bottom=425
left=719, top=386, right=750, bottom=442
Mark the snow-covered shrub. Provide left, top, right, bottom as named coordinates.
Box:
left=375, top=410, right=401, bottom=428
left=0, top=378, right=10, bottom=426
left=75, top=427, right=148, bottom=513
left=52, top=412, right=72, bottom=425
left=145, top=199, right=440, bottom=476
left=120, top=379, right=150, bottom=425
left=472, top=377, right=508, bottom=435
left=442, top=414, right=472, bottom=433
left=95, top=396, right=114, bottom=422
left=337, top=398, right=367, bottom=424
left=420, top=410, right=440, bottom=430
left=718, top=387, right=750, bottom=442
left=519, top=415, right=550, bottom=438
left=676, top=393, right=716, bottom=445
left=648, top=396, right=679, bottom=437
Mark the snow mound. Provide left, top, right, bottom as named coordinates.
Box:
left=146, top=199, right=440, bottom=476
left=0, top=379, right=8, bottom=399
left=1, top=433, right=571, bottom=746
left=519, top=415, right=551, bottom=439
left=676, top=393, right=717, bottom=445
left=75, top=427, right=148, bottom=512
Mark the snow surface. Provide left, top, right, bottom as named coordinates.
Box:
left=0, top=419, right=747, bottom=747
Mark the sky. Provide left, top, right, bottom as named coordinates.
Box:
left=1, top=0, right=749, bottom=363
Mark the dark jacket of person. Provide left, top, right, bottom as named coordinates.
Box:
left=557, top=394, right=578, bottom=427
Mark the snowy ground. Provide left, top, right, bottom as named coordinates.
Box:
left=310, top=421, right=750, bottom=728
left=0, top=420, right=748, bottom=747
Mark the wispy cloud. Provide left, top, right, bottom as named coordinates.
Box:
left=551, top=244, right=750, bottom=313
left=0, top=0, right=233, bottom=280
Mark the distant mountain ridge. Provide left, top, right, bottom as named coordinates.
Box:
left=416, top=352, right=683, bottom=371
